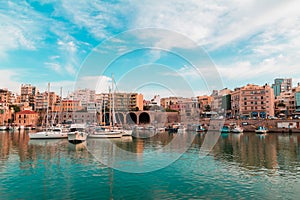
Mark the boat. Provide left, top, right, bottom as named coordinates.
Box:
left=29, top=83, right=68, bottom=140
left=221, top=125, right=230, bottom=133
left=0, top=126, right=7, bottom=131
left=231, top=125, right=243, bottom=133
left=68, top=124, right=88, bottom=144
left=177, top=125, right=186, bottom=134
left=88, top=126, right=123, bottom=138
left=29, top=127, right=68, bottom=139
left=255, top=126, right=268, bottom=134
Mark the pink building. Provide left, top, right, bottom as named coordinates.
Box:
left=231, top=84, right=274, bottom=118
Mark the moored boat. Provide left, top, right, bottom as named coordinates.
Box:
left=231, top=125, right=243, bottom=133
left=255, top=126, right=268, bottom=134
left=0, top=126, right=7, bottom=131
left=221, top=125, right=230, bottom=133
left=29, top=127, right=67, bottom=139
left=68, top=124, right=88, bottom=144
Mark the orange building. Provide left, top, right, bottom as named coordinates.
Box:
left=61, top=100, right=82, bottom=112
left=15, top=110, right=38, bottom=127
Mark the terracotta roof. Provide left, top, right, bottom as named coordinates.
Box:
left=17, top=110, right=37, bottom=115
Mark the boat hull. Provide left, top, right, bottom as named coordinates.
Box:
left=68, top=132, right=88, bottom=144
left=29, top=132, right=68, bottom=139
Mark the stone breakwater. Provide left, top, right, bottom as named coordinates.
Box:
left=199, top=119, right=300, bottom=133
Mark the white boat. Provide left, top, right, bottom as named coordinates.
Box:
left=68, top=124, right=88, bottom=144
left=29, top=127, right=67, bottom=139
left=0, top=126, right=7, bottom=131
left=231, top=125, right=243, bottom=133
left=177, top=125, right=186, bottom=134
left=88, top=126, right=131, bottom=138
left=255, top=126, right=268, bottom=134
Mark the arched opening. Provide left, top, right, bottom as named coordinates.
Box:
left=139, top=112, right=150, bottom=124
left=104, top=113, right=110, bottom=125
left=126, top=113, right=137, bottom=124
left=115, top=113, right=124, bottom=125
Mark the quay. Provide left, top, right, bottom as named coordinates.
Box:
left=199, top=119, right=300, bottom=133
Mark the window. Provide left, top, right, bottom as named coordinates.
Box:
left=244, top=102, right=247, bottom=105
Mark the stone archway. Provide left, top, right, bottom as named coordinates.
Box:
left=126, top=112, right=137, bottom=124
left=115, top=113, right=124, bottom=124
left=139, top=112, right=151, bottom=124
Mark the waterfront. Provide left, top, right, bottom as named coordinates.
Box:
left=0, top=131, right=300, bottom=199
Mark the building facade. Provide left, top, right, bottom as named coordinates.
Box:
left=15, top=110, right=38, bottom=127
left=272, top=78, right=292, bottom=97
left=231, top=84, right=274, bottom=118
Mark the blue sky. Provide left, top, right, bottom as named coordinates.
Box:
left=1, top=0, right=300, bottom=99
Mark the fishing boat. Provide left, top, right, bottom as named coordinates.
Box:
left=231, top=125, right=243, bottom=133
left=29, top=127, right=67, bottom=139
left=255, top=126, right=268, bottom=134
left=68, top=124, right=88, bottom=144
left=221, top=125, right=230, bottom=133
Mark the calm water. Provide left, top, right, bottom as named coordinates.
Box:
left=0, top=130, right=300, bottom=199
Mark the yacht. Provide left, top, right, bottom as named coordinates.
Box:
left=29, top=127, right=67, bottom=139
left=68, top=124, right=88, bottom=144
left=255, top=126, right=268, bottom=134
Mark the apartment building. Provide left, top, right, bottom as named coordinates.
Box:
left=231, top=84, right=274, bottom=118
left=20, top=84, right=36, bottom=110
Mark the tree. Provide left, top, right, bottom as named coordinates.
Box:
left=204, top=105, right=211, bottom=112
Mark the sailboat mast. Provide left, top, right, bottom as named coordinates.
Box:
left=109, top=87, right=112, bottom=127
left=112, top=73, right=116, bottom=127
left=46, top=83, right=50, bottom=129
left=60, top=87, right=62, bottom=124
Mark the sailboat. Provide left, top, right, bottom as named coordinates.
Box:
left=29, top=83, right=67, bottom=139
left=89, top=74, right=131, bottom=139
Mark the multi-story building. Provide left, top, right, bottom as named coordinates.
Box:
left=231, top=84, right=274, bottom=118
left=0, top=89, right=12, bottom=107
left=68, top=88, right=96, bottom=109
left=99, top=92, right=143, bottom=112
left=274, top=91, right=295, bottom=117
left=20, top=84, right=36, bottom=110
left=169, top=97, right=199, bottom=117
left=61, top=100, right=82, bottom=112
left=272, top=78, right=292, bottom=97
left=15, top=110, right=38, bottom=127
left=211, top=88, right=232, bottom=114
left=160, top=97, right=183, bottom=109
left=197, top=95, right=212, bottom=113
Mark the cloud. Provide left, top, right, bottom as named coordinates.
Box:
left=44, top=62, right=62, bottom=73
left=0, top=69, right=21, bottom=93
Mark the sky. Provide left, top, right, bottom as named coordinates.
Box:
left=1, top=0, right=300, bottom=99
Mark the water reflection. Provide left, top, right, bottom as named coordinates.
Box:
left=1, top=131, right=300, bottom=173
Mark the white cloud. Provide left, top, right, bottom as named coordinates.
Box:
left=44, top=62, right=62, bottom=73
left=0, top=69, right=21, bottom=93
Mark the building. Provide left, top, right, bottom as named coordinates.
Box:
left=211, top=88, right=232, bottom=114
left=100, top=92, right=143, bottom=112
left=15, top=110, right=38, bottom=127
left=61, top=100, right=82, bottom=112
left=231, top=84, right=274, bottom=118
left=20, top=84, right=36, bottom=110
left=0, top=89, right=12, bottom=106
left=68, top=88, right=96, bottom=108
left=274, top=91, right=295, bottom=117
left=272, top=78, right=292, bottom=97
left=160, top=97, right=183, bottom=109
left=197, top=95, right=212, bottom=113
